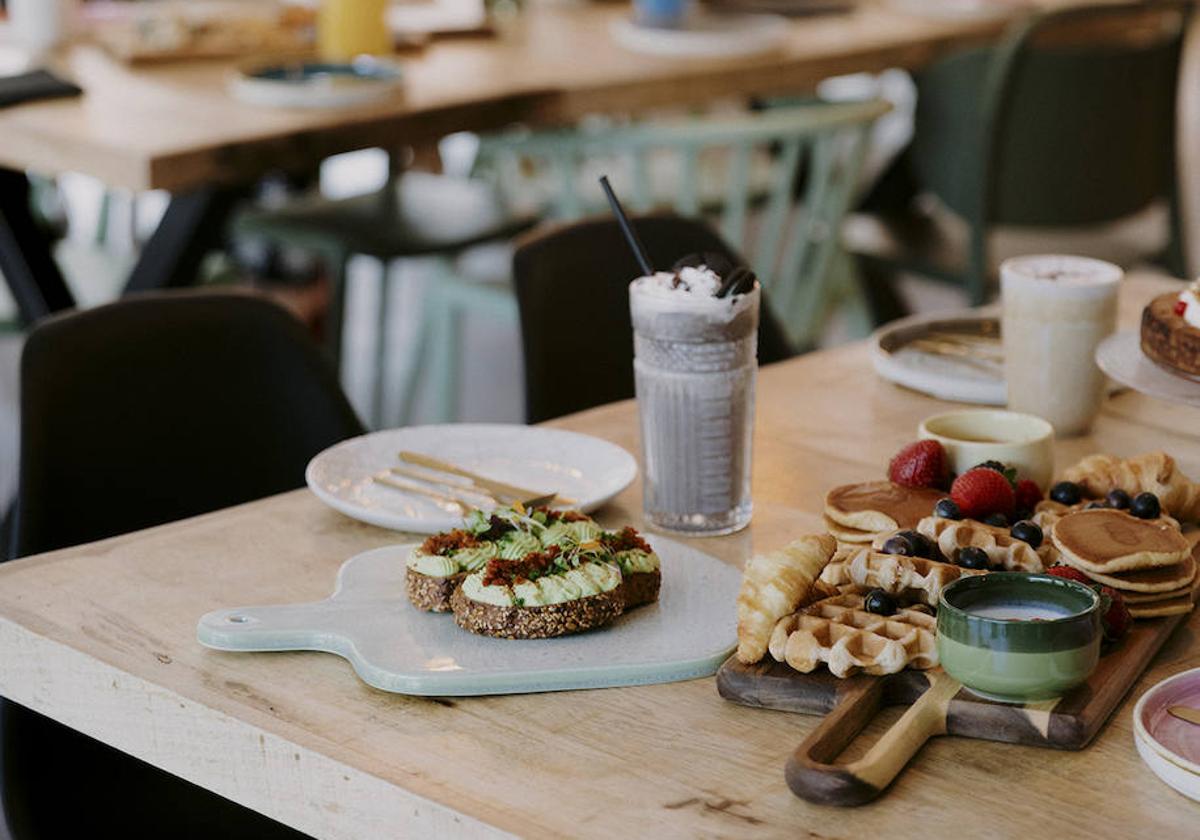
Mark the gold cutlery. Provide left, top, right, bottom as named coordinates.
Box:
left=398, top=450, right=574, bottom=506
left=1167, top=705, right=1200, bottom=726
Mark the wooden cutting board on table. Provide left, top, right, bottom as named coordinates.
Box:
left=717, top=605, right=1191, bottom=806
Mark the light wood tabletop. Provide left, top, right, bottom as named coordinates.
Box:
left=0, top=0, right=1023, bottom=192
left=1, top=272, right=1197, bottom=839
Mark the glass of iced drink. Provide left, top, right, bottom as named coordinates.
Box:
left=629, top=264, right=758, bottom=535
left=1001, top=255, right=1122, bottom=437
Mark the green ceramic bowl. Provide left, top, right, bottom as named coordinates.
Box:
left=937, top=573, right=1102, bottom=703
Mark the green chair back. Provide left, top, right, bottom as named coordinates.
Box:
left=909, top=1, right=1189, bottom=301
left=475, top=100, right=889, bottom=347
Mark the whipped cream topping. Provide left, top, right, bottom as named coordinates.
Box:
left=632, top=265, right=724, bottom=299
left=1178, top=281, right=1200, bottom=329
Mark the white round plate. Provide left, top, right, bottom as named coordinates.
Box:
left=305, top=424, right=639, bottom=534
left=1096, top=330, right=1200, bottom=409
left=871, top=308, right=1005, bottom=405
left=229, top=58, right=404, bottom=109
left=197, top=536, right=740, bottom=696
left=609, top=13, right=789, bottom=59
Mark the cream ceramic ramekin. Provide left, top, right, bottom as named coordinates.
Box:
left=919, top=409, right=1054, bottom=488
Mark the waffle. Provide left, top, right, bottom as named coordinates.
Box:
left=913, top=516, right=1051, bottom=572
left=817, top=547, right=984, bottom=606
left=767, top=593, right=937, bottom=677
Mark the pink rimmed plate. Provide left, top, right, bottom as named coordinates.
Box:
left=1133, top=666, right=1200, bottom=802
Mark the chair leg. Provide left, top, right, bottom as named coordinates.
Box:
left=371, top=259, right=392, bottom=430
left=322, top=247, right=350, bottom=379
left=395, top=267, right=434, bottom=428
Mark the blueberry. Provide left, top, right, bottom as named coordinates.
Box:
left=956, top=546, right=990, bottom=569
left=1130, top=492, right=1161, bottom=520
left=1014, top=508, right=1033, bottom=522
left=1050, top=481, right=1082, bottom=506
left=935, top=498, right=962, bottom=520
left=983, top=512, right=1009, bottom=528
left=881, top=534, right=915, bottom=556
left=1106, top=489, right=1131, bottom=510
left=864, top=588, right=898, bottom=616
left=1085, top=501, right=1108, bottom=510
left=897, top=530, right=936, bottom=560
left=1010, top=520, right=1043, bottom=549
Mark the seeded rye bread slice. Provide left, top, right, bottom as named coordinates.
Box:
left=406, top=568, right=466, bottom=613
left=450, top=584, right=626, bottom=639
left=622, top=569, right=662, bottom=609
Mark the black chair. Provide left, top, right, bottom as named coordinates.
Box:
left=3, top=290, right=365, bottom=839
left=850, top=1, right=1190, bottom=306
left=513, top=215, right=795, bottom=424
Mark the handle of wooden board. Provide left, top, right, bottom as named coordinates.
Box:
left=784, top=670, right=961, bottom=806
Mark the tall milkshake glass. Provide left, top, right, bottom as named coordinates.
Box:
left=630, top=267, right=758, bottom=535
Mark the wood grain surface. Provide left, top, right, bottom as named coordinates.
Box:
left=0, top=0, right=1022, bottom=191
left=0, top=273, right=1198, bottom=839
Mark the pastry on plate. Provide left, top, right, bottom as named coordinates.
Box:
left=1062, top=451, right=1200, bottom=523
left=450, top=545, right=625, bottom=639
left=1140, top=283, right=1200, bottom=378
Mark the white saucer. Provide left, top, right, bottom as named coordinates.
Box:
left=1095, top=330, right=1200, bottom=409
left=610, top=13, right=789, bottom=59
left=871, top=308, right=1005, bottom=405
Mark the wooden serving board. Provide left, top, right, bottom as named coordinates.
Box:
left=717, top=609, right=1191, bottom=806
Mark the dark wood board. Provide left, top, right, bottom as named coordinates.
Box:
left=718, top=610, right=1187, bottom=749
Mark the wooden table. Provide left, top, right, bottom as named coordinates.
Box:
left=0, top=0, right=1024, bottom=323
left=2, top=272, right=1198, bottom=839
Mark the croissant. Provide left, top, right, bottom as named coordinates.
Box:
left=735, top=533, right=836, bottom=664
left=1063, top=452, right=1200, bottom=522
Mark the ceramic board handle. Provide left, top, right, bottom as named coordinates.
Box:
left=196, top=603, right=343, bottom=651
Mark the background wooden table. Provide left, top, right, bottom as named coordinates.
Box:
left=0, top=272, right=1197, bottom=839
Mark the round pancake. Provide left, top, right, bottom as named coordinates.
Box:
left=1058, top=551, right=1196, bottom=593
left=822, top=515, right=876, bottom=543
left=1128, top=596, right=1195, bottom=619
left=1123, top=584, right=1194, bottom=604
left=1051, top=509, right=1190, bottom=573
left=824, top=481, right=945, bottom=533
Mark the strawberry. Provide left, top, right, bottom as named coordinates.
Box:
left=888, top=440, right=947, bottom=489
left=1045, top=567, right=1131, bottom=641
left=1015, top=479, right=1043, bottom=513
left=1175, top=299, right=1188, bottom=317
left=1098, top=585, right=1132, bottom=641
left=950, top=467, right=1016, bottom=519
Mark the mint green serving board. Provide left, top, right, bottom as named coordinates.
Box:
left=198, top=537, right=740, bottom=696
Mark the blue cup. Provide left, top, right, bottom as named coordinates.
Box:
left=633, top=0, right=691, bottom=29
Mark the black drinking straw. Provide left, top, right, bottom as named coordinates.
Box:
left=599, top=175, right=654, bottom=277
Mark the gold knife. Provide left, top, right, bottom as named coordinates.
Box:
left=1167, top=705, right=1200, bottom=725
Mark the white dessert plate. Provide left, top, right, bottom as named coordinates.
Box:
left=229, top=58, right=404, bottom=109
left=197, top=537, right=740, bottom=695
left=1133, top=667, right=1200, bottom=803
left=306, top=424, right=638, bottom=534
left=1096, top=330, right=1200, bottom=409
left=609, top=13, right=789, bottom=59
left=871, top=308, right=1006, bottom=405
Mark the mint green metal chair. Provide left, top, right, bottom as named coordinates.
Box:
left=469, top=98, right=890, bottom=349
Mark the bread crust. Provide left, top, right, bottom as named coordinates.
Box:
left=621, top=570, right=662, bottom=609
left=449, top=585, right=625, bottom=639
left=406, top=568, right=465, bottom=613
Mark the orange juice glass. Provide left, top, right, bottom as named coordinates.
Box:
left=318, top=0, right=392, bottom=61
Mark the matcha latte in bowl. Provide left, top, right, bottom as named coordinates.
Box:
left=937, top=572, right=1102, bottom=703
